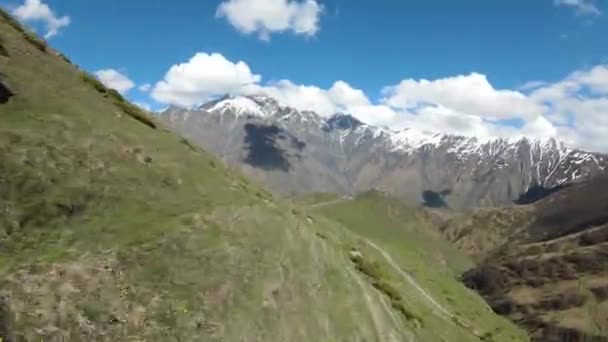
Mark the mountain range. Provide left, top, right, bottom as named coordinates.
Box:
left=161, top=95, right=608, bottom=210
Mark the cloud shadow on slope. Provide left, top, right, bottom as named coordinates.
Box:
left=243, top=123, right=305, bottom=171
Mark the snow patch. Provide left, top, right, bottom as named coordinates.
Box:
left=207, top=96, right=267, bottom=117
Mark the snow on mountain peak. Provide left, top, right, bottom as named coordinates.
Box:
left=204, top=95, right=268, bottom=117
left=388, top=128, right=445, bottom=151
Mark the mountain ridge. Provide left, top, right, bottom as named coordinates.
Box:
left=161, top=94, right=607, bottom=210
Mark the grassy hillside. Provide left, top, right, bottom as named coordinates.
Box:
left=0, top=10, right=527, bottom=341
left=310, top=191, right=529, bottom=341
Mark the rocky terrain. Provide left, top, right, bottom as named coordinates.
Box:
left=444, top=176, right=608, bottom=341
left=161, top=95, right=608, bottom=210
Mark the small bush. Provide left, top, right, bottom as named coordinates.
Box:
left=372, top=280, right=402, bottom=302
left=115, top=101, right=157, bottom=129
left=350, top=251, right=422, bottom=323
left=80, top=71, right=108, bottom=94
left=350, top=253, right=383, bottom=280
left=480, top=331, right=495, bottom=342
left=0, top=9, right=48, bottom=52
left=0, top=8, right=26, bottom=33
left=79, top=71, right=156, bottom=129
left=107, top=88, right=125, bottom=102
left=315, top=232, right=327, bottom=240
left=23, top=30, right=47, bottom=52
left=391, top=300, right=422, bottom=324
left=180, top=137, right=198, bottom=152
left=58, top=53, right=72, bottom=64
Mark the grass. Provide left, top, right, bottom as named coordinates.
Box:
left=312, top=191, right=530, bottom=341
left=22, top=30, right=47, bottom=52
left=0, top=8, right=25, bottom=33
left=0, top=10, right=529, bottom=341
left=79, top=70, right=157, bottom=129
left=349, top=251, right=422, bottom=324
left=114, top=100, right=157, bottom=129
left=80, top=70, right=108, bottom=94
left=0, top=8, right=47, bottom=52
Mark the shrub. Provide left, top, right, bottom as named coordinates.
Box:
left=391, top=300, right=421, bottom=324
left=107, top=88, right=125, bottom=103
left=179, top=137, right=198, bottom=152
left=58, top=53, right=72, bottom=64
left=114, top=101, right=157, bottom=129
left=0, top=9, right=48, bottom=52
left=23, top=30, right=47, bottom=52
left=0, top=8, right=25, bottom=33
left=79, top=71, right=156, bottom=130
left=480, top=331, right=494, bottom=342
left=80, top=71, right=108, bottom=94
left=349, top=251, right=421, bottom=323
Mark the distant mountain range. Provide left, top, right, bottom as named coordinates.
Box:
left=160, top=95, right=608, bottom=210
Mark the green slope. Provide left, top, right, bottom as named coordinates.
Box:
left=310, top=191, right=529, bottom=341
left=0, top=10, right=526, bottom=341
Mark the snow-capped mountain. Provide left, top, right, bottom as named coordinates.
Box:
left=160, top=95, right=607, bottom=209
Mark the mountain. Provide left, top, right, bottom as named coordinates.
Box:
left=161, top=95, right=608, bottom=210
left=441, top=176, right=608, bottom=341
left=0, top=9, right=526, bottom=341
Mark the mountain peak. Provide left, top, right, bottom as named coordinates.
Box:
left=199, top=95, right=268, bottom=117
left=322, top=113, right=364, bottom=132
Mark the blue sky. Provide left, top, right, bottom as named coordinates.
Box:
left=5, top=0, right=608, bottom=152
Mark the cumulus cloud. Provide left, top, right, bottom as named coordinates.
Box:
left=216, top=0, right=323, bottom=40
left=94, top=69, right=135, bottom=94
left=151, top=53, right=261, bottom=107
left=246, top=79, right=402, bottom=127
left=382, top=73, right=545, bottom=120
left=149, top=51, right=608, bottom=152
left=12, top=0, right=70, bottom=38
left=554, top=0, right=601, bottom=16
left=529, top=65, right=608, bottom=151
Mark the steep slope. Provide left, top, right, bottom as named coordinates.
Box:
left=161, top=95, right=607, bottom=210
left=451, top=176, right=608, bottom=341
left=0, top=10, right=525, bottom=341
left=307, top=191, right=528, bottom=341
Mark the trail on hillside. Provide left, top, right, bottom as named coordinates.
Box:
left=364, top=240, right=481, bottom=337
left=308, top=197, right=352, bottom=209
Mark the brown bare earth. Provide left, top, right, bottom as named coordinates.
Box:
left=451, top=176, right=608, bottom=341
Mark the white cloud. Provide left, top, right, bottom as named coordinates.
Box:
left=149, top=51, right=608, bottom=152
left=94, top=69, right=135, bottom=94
left=382, top=73, right=545, bottom=120
left=12, top=0, right=70, bottom=38
left=246, top=79, right=401, bottom=127
left=554, top=0, right=601, bottom=16
left=151, top=52, right=261, bottom=107
left=138, top=83, right=151, bottom=92
left=216, top=0, right=323, bottom=40
left=528, top=65, right=608, bottom=151
left=518, top=80, right=548, bottom=91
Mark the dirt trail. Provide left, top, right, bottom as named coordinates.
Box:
left=364, top=240, right=481, bottom=337
left=308, top=197, right=352, bottom=209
